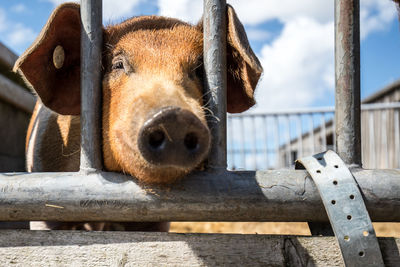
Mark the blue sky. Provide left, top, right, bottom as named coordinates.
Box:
left=0, top=0, right=399, bottom=113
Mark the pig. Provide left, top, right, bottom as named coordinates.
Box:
left=14, top=2, right=262, bottom=230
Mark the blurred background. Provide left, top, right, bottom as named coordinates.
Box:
left=0, top=0, right=399, bottom=235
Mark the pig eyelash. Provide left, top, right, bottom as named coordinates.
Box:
left=104, top=43, right=115, bottom=50
left=197, top=90, right=221, bottom=124
left=202, top=107, right=220, bottom=124
left=188, top=58, right=204, bottom=80
left=200, top=95, right=220, bottom=124
left=196, top=89, right=212, bottom=103
left=112, top=60, right=124, bottom=70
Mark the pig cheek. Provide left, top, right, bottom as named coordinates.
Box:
left=111, top=97, right=147, bottom=178
left=101, top=74, right=142, bottom=177
left=182, top=78, right=208, bottom=126
left=108, top=83, right=165, bottom=182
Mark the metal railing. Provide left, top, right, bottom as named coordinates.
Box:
left=0, top=0, right=399, bottom=223
left=228, top=102, right=400, bottom=170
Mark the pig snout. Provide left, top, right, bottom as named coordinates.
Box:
left=138, top=107, right=210, bottom=168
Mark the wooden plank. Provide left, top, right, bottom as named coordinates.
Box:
left=0, top=42, right=31, bottom=90
left=0, top=230, right=398, bottom=266
left=0, top=73, right=35, bottom=113
left=0, top=100, right=31, bottom=172
left=0, top=42, right=18, bottom=69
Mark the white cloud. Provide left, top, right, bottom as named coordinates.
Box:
left=360, top=0, right=397, bottom=39
left=0, top=8, right=7, bottom=32
left=244, top=29, right=271, bottom=41
left=157, top=0, right=333, bottom=25
left=228, top=0, right=333, bottom=25
left=0, top=8, right=36, bottom=53
left=157, top=0, right=202, bottom=23
left=250, top=17, right=334, bottom=112
left=7, top=24, right=37, bottom=47
left=248, top=0, right=397, bottom=112
left=11, top=4, right=27, bottom=14
left=157, top=0, right=397, bottom=35
left=103, top=0, right=143, bottom=22
left=43, top=0, right=143, bottom=22
left=44, top=0, right=399, bottom=40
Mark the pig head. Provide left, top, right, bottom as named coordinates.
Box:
left=15, top=3, right=262, bottom=184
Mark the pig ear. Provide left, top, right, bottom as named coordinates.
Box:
left=13, top=3, right=81, bottom=115
left=225, top=5, right=263, bottom=113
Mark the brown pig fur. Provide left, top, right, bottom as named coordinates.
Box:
left=15, top=3, right=262, bottom=231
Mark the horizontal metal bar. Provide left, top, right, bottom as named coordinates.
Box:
left=230, top=107, right=336, bottom=117
left=0, top=73, right=36, bottom=113
left=0, top=169, right=398, bottom=222
left=359, top=102, right=400, bottom=111
left=229, top=103, right=400, bottom=118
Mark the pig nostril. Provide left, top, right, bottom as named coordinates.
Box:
left=184, top=132, right=199, bottom=151
left=148, top=130, right=165, bottom=150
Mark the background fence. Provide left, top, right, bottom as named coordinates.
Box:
left=228, top=102, right=400, bottom=170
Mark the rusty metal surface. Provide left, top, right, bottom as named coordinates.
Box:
left=0, top=169, right=398, bottom=222
left=335, top=0, right=362, bottom=166
left=296, top=151, right=384, bottom=267
left=79, top=0, right=103, bottom=171
left=203, top=0, right=227, bottom=169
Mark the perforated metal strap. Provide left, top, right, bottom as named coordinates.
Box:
left=295, top=150, right=384, bottom=267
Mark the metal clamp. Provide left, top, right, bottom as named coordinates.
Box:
left=295, top=150, right=384, bottom=267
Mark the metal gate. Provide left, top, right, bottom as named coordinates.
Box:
left=0, top=0, right=398, bottom=236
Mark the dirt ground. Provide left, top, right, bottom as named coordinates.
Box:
left=170, top=222, right=400, bottom=237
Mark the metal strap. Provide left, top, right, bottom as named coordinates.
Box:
left=295, top=150, right=384, bottom=267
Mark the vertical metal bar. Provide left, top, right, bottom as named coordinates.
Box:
left=333, top=112, right=336, bottom=152
left=368, top=111, right=376, bottom=169
left=309, top=114, right=315, bottom=155
left=382, top=109, right=388, bottom=168
left=204, top=0, right=227, bottom=169
left=394, top=109, right=400, bottom=168
left=285, top=115, right=291, bottom=166
left=274, top=116, right=280, bottom=168
left=228, top=116, right=234, bottom=169
left=251, top=116, right=258, bottom=169
left=321, top=113, right=327, bottom=151
left=335, top=0, right=361, bottom=166
left=80, top=0, right=103, bottom=171
left=240, top=117, right=246, bottom=169
left=296, top=115, right=303, bottom=158
left=263, top=115, right=269, bottom=169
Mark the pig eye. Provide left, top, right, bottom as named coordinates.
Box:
left=112, top=60, right=124, bottom=70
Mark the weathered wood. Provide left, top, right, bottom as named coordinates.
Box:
left=0, top=42, right=30, bottom=90
left=0, top=74, right=35, bottom=113
left=0, top=42, right=18, bottom=69
left=0, top=169, right=399, bottom=222
left=0, top=100, right=31, bottom=172
left=0, top=230, right=398, bottom=266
